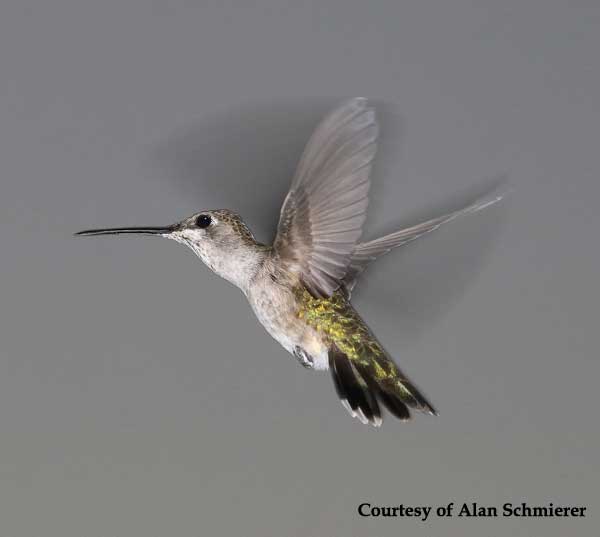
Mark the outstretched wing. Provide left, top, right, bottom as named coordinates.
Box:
left=273, top=98, right=378, bottom=298
left=343, top=189, right=506, bottom=292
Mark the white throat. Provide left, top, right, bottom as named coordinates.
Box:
left=174, top=234, right=266, bottom=293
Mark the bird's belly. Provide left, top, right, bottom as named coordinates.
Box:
left=247, top=283, right=329, bottom=370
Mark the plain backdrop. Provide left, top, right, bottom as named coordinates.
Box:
left=0, top=1, right=598, bottom=536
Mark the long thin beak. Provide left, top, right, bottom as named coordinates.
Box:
left=74, top=225, right=175, bottom=237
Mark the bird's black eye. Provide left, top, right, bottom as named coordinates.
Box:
left=196, top=214, right=212, bottom=228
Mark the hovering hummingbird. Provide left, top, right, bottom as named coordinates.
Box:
left=77, top=98, right=503, bottom=426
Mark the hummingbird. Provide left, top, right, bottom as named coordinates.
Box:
left=77, top=98, right=503, bottom=426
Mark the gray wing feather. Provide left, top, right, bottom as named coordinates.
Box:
left=344, top=189, right=506, bottom=292
left=273, top=98, right=378, bottom=297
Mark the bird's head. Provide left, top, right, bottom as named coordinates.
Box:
left=76, top=209, right=268, bottom=291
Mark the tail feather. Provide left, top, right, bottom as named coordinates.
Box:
left=374, top=371, right=438, bottom=417
left=329, top=346, right=437, bottom=426
left=329, top=349, right=382, bottom=426
left=376, top=389, right=410, bottom=421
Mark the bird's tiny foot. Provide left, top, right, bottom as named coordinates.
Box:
left=293, top=346, right=314, bottom=369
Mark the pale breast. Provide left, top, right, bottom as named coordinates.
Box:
left=246, top=272, right=329, bottom=370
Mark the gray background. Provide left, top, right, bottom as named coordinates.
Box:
left=0, top=1, right=598, bottom=536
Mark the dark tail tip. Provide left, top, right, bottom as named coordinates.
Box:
left=329, top=350, right=382, bottom=427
